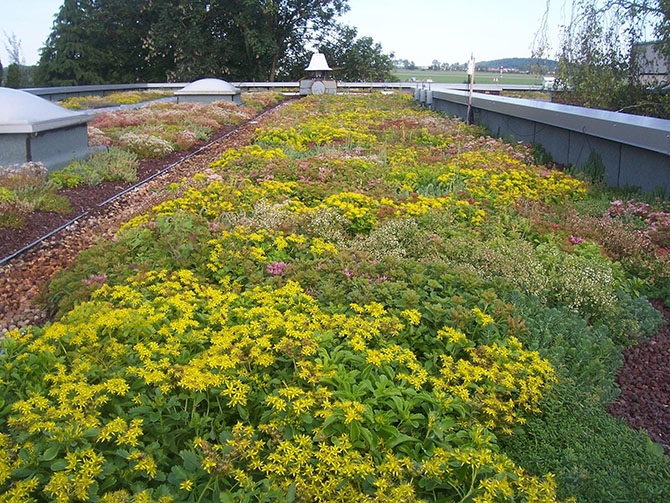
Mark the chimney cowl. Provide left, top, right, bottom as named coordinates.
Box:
left=305, top=53, right=332, bottom=72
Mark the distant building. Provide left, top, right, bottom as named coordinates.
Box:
left=632, top=41, right=669, bottom=85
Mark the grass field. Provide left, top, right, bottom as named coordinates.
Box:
left=393, top=69, right=544, bottom=85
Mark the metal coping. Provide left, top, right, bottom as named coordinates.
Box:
left=0, top=112, right=94, bottom=134
left=431, top=88, right=670, bottom=155
left=18, top=82, right=667, bottom=154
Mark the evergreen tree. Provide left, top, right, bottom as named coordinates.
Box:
left=36, top=0, right=106, bottom=85
left=88, top=0, right=156, bottom=83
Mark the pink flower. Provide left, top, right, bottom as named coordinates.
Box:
left=569, top=235, right=584, bottom=244
left=343, top=267, right=352, bottom=279
left=82, top=273, right=108, bottom=286
left=266, top=261, right=288, bottom=275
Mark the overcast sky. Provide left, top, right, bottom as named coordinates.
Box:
left=0, top=0, right=568, bottom=67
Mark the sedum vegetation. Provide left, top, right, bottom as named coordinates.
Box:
left=0, top=93, right=285, bottom=228
left=88, top=92, right=285, bottom=158
left=58, top=91, right=174, bottom=111
left=0, top=163, right=71, bottom=229
left=1, top=93, right=669, bottom=502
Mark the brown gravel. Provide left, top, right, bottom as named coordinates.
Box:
left=607, top=299, right=670, bottom=454
left=0, top=102, right=291, bottom=334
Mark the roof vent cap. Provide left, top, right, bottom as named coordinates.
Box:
left=305, top=53, right=332, bottom=72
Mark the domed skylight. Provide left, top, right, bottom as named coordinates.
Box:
left=175, top=79, right=240, bottom=95
left=0, top=87, right=92, bottom=134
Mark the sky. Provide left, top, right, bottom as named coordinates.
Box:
left=0, top=0, right=568, bottom=67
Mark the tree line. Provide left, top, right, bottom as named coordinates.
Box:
left=29, top=0, right=394, bottom=86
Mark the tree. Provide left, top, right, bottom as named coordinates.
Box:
left=0, top=56, right=3, bottom=86
left=37, top=0, right=163, bottom=85
left=225, top=0, right=349, bottom=81
left=4, top=31, right=24, bottom=66
left=310, top=24, right=394, bottom=81
left=5, top=64, right=22, bottom=88
left=555, top=4, right=631, bottom=109
left=89, top=0, right=160, bottom=82
left=36, top=0, right=106, bottom=85
left=655, top=0, right=670, bottom=58
left=4, top=32, right=26, bottom=88
left=38, top=0, right=353, bottom=84
left=536, top=0, right=670, bottom=117
left=143, top=0, right=230, bottom=82
left=537, top=1, right=669, bottom=55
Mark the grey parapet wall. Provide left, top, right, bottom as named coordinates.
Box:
left=23, top=82, right=543, bottom=102
left=420, top=87, right=670, bottom=194
left=0, top=87, right=94, bottom=172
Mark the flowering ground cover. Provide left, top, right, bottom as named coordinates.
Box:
left=0, top=92, right=285, bottom=231
left=58, top=91, right=175, bottom=111
left=0, top=163, right=72, bottom=229
left=1, top=93, right=669, bottom=502
left=81, top=92, right=284, bottom=173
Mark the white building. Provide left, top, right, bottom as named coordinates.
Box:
left=632, top=41, right=669, bottom=85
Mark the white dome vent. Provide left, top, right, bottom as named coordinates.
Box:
left=175, top=78, right=241, bottom=104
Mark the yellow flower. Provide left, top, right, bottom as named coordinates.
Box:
left=400, top=309, right=421, bottom=326
left=472, top=308, right=494, bottom=326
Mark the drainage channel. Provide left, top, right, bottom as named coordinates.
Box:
left=0, top=103, right=283, bottom=267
